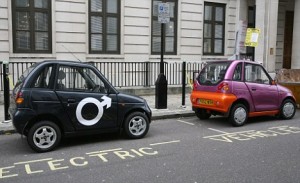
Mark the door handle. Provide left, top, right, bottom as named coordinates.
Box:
left=251, top=88, right=256, bottom=91
left=67, top=99, right=76, bottom=103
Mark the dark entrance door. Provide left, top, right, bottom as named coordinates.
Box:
left=246, top=6, right=256, bottom=60
left=283, top=11, right=294, bottom=69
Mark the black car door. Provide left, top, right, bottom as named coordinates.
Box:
left=54, top=64, right=118, bottom=131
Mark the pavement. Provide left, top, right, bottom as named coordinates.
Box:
left=0, top=93, right=194, bottom=135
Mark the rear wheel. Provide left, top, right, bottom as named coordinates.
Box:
left=230, top=104, right=248, bottom=127
left=27, top=121, right=61, bottom=153
left=280, top=99, right=296, bottom=119
left=195, top=109, right=211, bottom=120
left=124, top=112, right=149, bottom=139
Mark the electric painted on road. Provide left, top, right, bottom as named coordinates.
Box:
left=203, top=126, right=300, bottom=143
left=0, top=140, right=180, bottom=179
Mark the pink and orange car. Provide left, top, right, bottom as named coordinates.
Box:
left=190, top=60, right=297, bottom=126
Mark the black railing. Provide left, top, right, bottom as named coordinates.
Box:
left=0, top=61, right=205, bottom=91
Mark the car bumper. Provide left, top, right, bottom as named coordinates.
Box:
left=10, top=108, right=36, bottom=135
left=145, top=101, right=152, bottom=123
left=190, top=91, right=237, bottom=113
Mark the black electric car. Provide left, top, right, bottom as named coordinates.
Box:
left=9, top=60, right=152, bottom=152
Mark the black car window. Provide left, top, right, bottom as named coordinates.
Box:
left=14, top=63, right=37, bottom=88
left=32, top=65, right=54, bottom=88
left=56, top=66, right=108, bottom=93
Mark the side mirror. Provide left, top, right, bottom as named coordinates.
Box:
left=106, top=87, right=111, bottom=95
left=271, top=80, right=277, bottom=85
left=105, top=84, right=112, bottom=95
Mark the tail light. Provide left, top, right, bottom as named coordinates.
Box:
left=193, top=80, right=199, bottom=91
left=217, top=82, right=229, bottom=93
left=15, top=91, right=24, bottom=104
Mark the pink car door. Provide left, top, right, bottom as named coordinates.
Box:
left=244, top=63, right=279, bottom=111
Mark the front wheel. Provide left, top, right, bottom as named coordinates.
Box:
left=124, top=112, right=149, bottom=139
left=27, top=121, right=61, bottom=153
left=280, top=99, right=296, bottom=119
left=230, top=104, right=248, bottom=127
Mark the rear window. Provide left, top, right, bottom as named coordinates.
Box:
left=14, top=63, right=37, bottom=89
left=197, top=61, right=231, bottom=85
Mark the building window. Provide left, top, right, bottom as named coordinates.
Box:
left=151, top=0, right=177, bottom=55
left=203, top=2, right=225, bottom=55
left=89, top=0, right=120, bottom=54
left=12, top=0, right=52, bottom=53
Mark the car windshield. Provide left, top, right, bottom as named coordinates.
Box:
left=197, top=61, right=231, bottom=85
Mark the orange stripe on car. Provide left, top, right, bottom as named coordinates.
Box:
left=190, top=91, right=237, bottom=113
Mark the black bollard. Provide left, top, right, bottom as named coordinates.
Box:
left=155, top=73, right=167, bottom=109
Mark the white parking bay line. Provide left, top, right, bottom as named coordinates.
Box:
left=176, top=120, right=195, bottom=126
left=208, top=128, right=228, bottom=134
left=150, top=140, right=180, bottom=146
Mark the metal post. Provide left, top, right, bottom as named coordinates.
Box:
left=145, top=61, right=150, bottom=87
left=182, top=61, right=186, bottom=107
left=3, top=62, right=10, bottom=120
left=155, top=22, right=168, bottom=109
left=160, top=24, right=165, bottom=74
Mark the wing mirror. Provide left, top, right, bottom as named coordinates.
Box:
left=271, top=80, right=277, bottom=85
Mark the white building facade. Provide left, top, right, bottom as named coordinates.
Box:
left=0, top=0, right=299, bottom=72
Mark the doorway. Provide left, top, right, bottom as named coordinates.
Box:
left=283, top=11, right=294, bottom=69
left=246, top=6, right=255, bottom=60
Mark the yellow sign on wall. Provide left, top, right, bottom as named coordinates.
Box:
left=245, top=28, right=260, bottom=47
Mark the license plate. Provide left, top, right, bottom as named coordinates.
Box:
left=198, top=99, right=213, bottom=105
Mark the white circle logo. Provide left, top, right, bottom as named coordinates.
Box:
left=75, top=96, right=111, bottom=126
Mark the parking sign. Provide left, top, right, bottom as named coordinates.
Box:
left=158, top=3, right=170, bottom=23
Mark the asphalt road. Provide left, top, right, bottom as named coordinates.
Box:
left=1, top=111, right=300, bottom=183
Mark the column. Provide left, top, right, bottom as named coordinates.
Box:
left=266, top=0, right=279, bottom=73
left=255, top=0, right=266, bottom=64
left=291, top=0, right=300, bottom=68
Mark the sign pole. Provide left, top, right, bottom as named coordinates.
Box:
left=155, top=2, right=169, bottom=109
left=160, top=23, right=165, bottom=74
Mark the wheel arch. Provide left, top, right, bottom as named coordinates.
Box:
left=281, top=96, right=296, bottom=105
left=227, top=98, right=250, bottom=117
left=24, top=114, right=64, bottom=136
left=122, top=108, right=150, bottom=128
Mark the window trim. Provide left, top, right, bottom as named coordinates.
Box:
left=88, top=0, right=121, bottom=54
left=203, top=2, right=225, bottom=55
left=232, top=63, right=242, bottom=81
left=244, top=63, right=272, bottom=84
left=151, top=0, right=178, bottom=55
left=12, top=0, right=52, bottom=53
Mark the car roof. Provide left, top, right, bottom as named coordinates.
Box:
left=41, top=59, right=85, bottom=65
left=206, top=60, right=262, bottom=65
left=35, top=60, right=97, bottom=68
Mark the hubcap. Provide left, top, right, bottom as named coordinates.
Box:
left=234, top=107, right=246, bottom=124
left=283, top=102, right=294, bottom=118
left=128, top=116, right=147, bottom=136
left=33, top=126, right=57, bottom=149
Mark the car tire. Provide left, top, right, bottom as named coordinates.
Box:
left=124, top=112, right=149, bottom=139
left=280, top=99, right=296, bottom=120
left=195, top=109, right=211, bottom=120
left=230, top=103, right=248, bottom=127
left=27, top=121, right=61, bottom=153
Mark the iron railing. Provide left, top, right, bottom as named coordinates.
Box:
left=0, top=61, right=205, bottom=91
